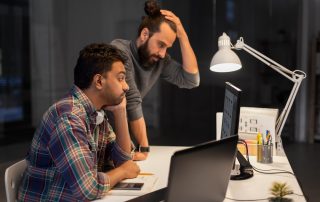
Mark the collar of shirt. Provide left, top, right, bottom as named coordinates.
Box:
left=130, top=40, right=139, bottom=62
left=71, top=85, right=99, bottom=125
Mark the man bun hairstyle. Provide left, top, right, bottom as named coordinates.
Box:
left=144, top=0, right=161, bottom=17
left=138, top=0, right=177, bottom=37
left=74, top=43, right=127, bottom=89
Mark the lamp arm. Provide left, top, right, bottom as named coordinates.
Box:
left=233, top=37, right=306, bottom=154
left=234, top=38, right=300, bottom=82
left=276, top=81, right=303, bottom=136
left=242, top=46, right=296, bottom=81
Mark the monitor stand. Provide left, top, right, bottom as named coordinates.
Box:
left=230, top=150, right=253, bottom=180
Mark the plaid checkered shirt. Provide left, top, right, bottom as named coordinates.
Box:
left=17, top=85, right=131, bottom=201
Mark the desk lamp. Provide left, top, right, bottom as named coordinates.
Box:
left=211, top=32, right=306, bottom=155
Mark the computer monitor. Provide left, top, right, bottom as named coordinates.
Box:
left=221, top=82, right=241, bottom=139
left=221, top=82, right=253, bottom=180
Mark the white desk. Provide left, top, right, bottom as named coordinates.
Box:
left=225, top=155, right=306, bottom=201
left=95, top=146, right=306, bottom=202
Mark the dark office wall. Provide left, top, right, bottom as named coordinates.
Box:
left=30, top=0, right=146, bottom=126
left=157, top=0, right=218, bottom=145
left=0, top=0, right=33, bottom=141
left=157, top=0, right=302, bottom=145
left=2, top=0, right=319, bottom=145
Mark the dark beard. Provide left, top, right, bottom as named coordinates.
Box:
left=138, top=39, right=160, bottom=69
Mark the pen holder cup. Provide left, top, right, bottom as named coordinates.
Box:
left=257, top=144, right=273, bottom=164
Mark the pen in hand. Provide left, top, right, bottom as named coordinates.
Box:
left=139, top=172, right=154, bottom=176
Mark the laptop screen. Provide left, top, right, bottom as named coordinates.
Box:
left=165, top=135, right=238, bottom=202
left=127, top=135, right=238, bottom=202
left=221, top=82, right=242, bottom=139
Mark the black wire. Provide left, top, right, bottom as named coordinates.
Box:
left=225, top=192, right=305, bottom=201
left=225, top=197, right=268, bottom=201
left=234, top=140, right=306, bottom=201
left=251, top=166, right=293, bottom=172
left=252, top=166, right=294, bottom=175
left=238, top=139, right=250, bottom=161
left=238, top=139, right=295, bottom=175
left=292, top=193, right=305, bottom=197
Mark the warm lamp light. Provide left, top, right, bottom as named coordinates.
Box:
left=210, top=33, right=242, bottom=72
left=211, top=32, right=306, bottom=155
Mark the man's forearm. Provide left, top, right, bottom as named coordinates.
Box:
left=179, top=34, right=198, bottom=74
left=105, top=160, right=140, bottom=188
left=113, top=108, right=131, bottom=154
left=129, top=117, right=149, bottom=147
left=106, top=167, right=126, bottom=187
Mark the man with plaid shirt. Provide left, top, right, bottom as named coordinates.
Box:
left=18, top=43, right=140, bottom=201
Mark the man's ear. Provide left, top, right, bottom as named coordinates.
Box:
left=140, top=28, right=150, bottom=42
left=93, top=74, right=103, bottom=90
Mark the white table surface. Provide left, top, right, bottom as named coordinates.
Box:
left=95, top=146, right=306, bottom=202
left=225, top=155, right=306, bottom=201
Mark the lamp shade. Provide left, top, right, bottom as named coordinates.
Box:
left=210, top=33, right=242, bottom=72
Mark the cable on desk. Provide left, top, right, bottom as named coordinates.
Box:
left=225, top=192, right=305, bottom=201
left=225, top=196, right=268, bottom=201
left=238, top=139, right=294, bottom=175
left=237, top=140, right=307, bottom=201
left=252, top=166, right=294, bottom=175
left=292, top=193, right=305, bottom=197
left=238, top=139, right=250, bottom=161
left=251, top=166, right=292, bottom=172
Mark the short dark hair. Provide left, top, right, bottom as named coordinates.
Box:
left=137, top=0, right=177, bottom=37
left=74, top=43, right=127, bottom=89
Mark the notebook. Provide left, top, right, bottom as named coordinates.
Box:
left=127, top=135, right=238, bottom=202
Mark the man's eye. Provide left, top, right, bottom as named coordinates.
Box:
left=118, top=77, right=125, bottom=81
left=159, top=43, right=165, bottom=48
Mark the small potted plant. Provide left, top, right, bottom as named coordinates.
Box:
left=269, top=182, right=293, bottom=202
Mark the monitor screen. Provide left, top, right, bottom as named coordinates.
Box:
left=221, top=82, right=241, bottom=139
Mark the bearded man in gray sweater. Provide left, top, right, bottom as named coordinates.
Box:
left=111, top=0, right=200, bottom=160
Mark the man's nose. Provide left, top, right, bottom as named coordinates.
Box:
left=158, top=48, right=166, bottom=58
left=123, top=81, right=129, bottom=92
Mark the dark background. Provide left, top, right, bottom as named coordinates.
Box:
left=0, top=0, right=319, bottom=201
left=0, top=0, right=318, bottom=145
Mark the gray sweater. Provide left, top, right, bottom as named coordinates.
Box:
left=111, top=39, right=200, bottom=121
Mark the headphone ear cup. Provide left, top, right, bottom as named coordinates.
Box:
left=96, top=110, right=105, bottom=125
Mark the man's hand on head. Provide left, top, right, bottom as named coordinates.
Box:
left=160, top=9, right=187, bottom=39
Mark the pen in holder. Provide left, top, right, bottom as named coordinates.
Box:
left=257, top=143, right=273, bottom=164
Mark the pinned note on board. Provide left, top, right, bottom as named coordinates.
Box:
left=216, top=107, right=279, bottom=155
left=238, top=107, right=278, bottom=155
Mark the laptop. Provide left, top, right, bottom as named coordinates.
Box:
left=127, top=135, right=238, bottom=202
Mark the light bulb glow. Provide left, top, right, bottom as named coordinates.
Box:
left=210, top=63, right=242, bottom=72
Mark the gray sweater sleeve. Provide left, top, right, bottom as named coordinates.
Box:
left=124, top=63, right=143, bottom=121
left=160, top=57, right=200, bottom=88
left=111, top=39, right=143, bottom=121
